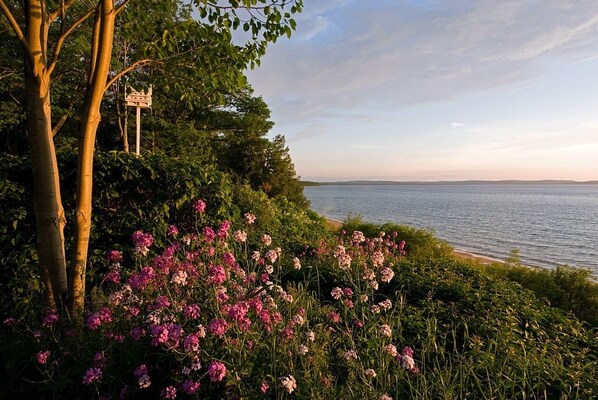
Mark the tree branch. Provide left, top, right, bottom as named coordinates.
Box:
left=48, top=0, right=77, bottom=23
left=47, top=6, right=97, bottom=76
left=115, top=0, right=133, bottom=16
left=0, top=0, right=34, bottom=65
left=104, top=58, right=154, bottom=93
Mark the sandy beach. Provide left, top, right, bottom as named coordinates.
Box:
left=324, top=217, right=502, bottom=265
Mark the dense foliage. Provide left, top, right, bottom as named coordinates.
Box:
left=1, top=206, right=597, bottom=398
left=0, top=151, right=321, bottom=319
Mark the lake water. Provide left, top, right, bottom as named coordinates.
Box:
left=304, top=184, right=598, bottom=273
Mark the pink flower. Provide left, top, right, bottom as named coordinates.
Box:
left=260, top=381, right=270, bottom=393
left=209, top=265, right=226, bottom=285
left=203, top=226, right=216, bottom=243
left=331, top=287, right=343, bottom=300
left=36, top=350, right=50, bottom=365
left=343, top=287, right=354, bottom=297
left=86, top=314, right=101, bottom=330
left=183, top=304, right=201, bottom=319
left=193, top=199, right=206, bottom=214
left=208, top=319, right=228, bottom=337
left=82, top=367, right=103, bottom=385
left=93, top=352, right=107, bottom=368
left=161, top=385, right=177, bottom=399
left=167, top=225, right=179, bottom=236
left=264, top=249, right=278, bottom=263
left=208, top=360, right=226, bottom=382
left=98, top=307, right=112, bottom=323
left=343, top=349, right=358, bottom=361
left=328, top=311, right=341, bottom=324
left=217, top=220, right=231, bottom=239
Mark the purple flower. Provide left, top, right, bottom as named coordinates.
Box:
left=208, top=360, right=226, bottom=382
left=82, top=367, right=103, bottom=385
left=42, top=310, right=59, bottom=327
left=105, top=249, right=123, bottom=263
left=183, top=380, right=201, bottom=395
left=134, top=364, right=148, bottom=378
left=209, top=265, right=226, bottom=285
left=183, top=304, right=201, bottom=319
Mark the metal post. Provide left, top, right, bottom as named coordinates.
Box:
left=135, top=106, right=141, bottom=155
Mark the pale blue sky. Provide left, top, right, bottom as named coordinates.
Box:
left=246, top=0, right=598, bottom=181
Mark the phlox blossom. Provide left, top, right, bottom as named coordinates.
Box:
left=161, top=385, right=177, bottom=399
left=261, top=234, right=272, bottom=246
left=379, top=324, right=392, bottom=337
left=244, top=212, right=256, bottom=224
left=193, top=199, right=206, bottom=214
left=364, top=368, right=377, bottom=378
left=208, top=360, right=227, bottom=382
left=385, top=344, right=398, bottom=357
left=233, top=230, right=247, bottom=243
left=298, top=344, right=309, bottom=355
left=280, top=375, right=297, bottom=394
left=293, top=257, right=301, bottom=270
left=183, top=380, right=201, bottom=395
left=343, top=349, right=358, bottom=361
left=82, top=367, right=103, bottom=385
left=352, top=231, right=366, bottom=243
left=171, top=270, right=188, bottom=286
left=36, top=350, right=50, bottom=365
left=380, top=267, right=395, bottom=283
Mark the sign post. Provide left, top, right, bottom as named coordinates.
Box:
left=124, top=87, right=152, bottom=155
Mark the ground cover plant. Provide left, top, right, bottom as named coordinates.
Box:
left=1, top=203, right=597, bottom=399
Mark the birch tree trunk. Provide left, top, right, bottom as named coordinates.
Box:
left=69, top=0, right=115, bottom=317
left=23, top=0, right=68, bottom=307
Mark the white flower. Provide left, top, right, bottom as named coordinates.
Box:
left=380, top=267, right=395, bottom=283
left=280, top=375, right=297, bottom=393
left=261, top=234, right=272, bottom=246
left=306, top=330, right=315, bottom=342
left=343, top=349, right=358, bottom=361
left=293, top=257, right=302, bottom=270
left=352, top=231, right=366, bottom=243
left=379, top=324, right=392, bottom=338
left=297, top=345, right=309, bottom=355
left=233, top=230, right=247, bottom=243
left=369, top=280, right=379, bottom=290
left=380, top=395, right=393, bottom=400
left=338, top=254, right=352, bottom=270
left=364, top=368, right=377, bottom=378
left=171, top=270, right=188, bottom=286
left=385, top=344, right=398, bottom=357
left=378, top=299, right=392, bottom=310
left=138, top=374, right=151, bottom=389
left=401, top=354, right=416, bottom=371
left=331, top=287, right=343, bottom=300
left=292, top=314, right=305, bottom=326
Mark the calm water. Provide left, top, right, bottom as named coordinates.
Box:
left=304, top=184, right=598, bottom=273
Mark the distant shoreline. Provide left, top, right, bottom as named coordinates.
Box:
left=323, top=217, right=502, bottom=265
left=304, top=179, right=598, bottom=186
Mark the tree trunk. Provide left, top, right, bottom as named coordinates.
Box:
left=24, top=0, right=67, bottom=308
left=68, top=0, right=115, bottom=318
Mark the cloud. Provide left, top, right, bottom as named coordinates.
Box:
left=248, top=0, right=598, bottom=124
left=451, top=122, right=464, bottom=128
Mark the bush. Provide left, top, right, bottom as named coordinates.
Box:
left=478, top=252, right=598, bottom=327
left=0, top=152, right=327, bottom=318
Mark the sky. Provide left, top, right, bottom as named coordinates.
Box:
left=245, top=0, right=598, bottom=182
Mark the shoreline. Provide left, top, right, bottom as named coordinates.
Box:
left=324, top=217, right=503, bottom=265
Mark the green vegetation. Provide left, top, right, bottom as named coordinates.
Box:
left=476, top=250, right=598, bottom=327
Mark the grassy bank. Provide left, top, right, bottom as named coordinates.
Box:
left=2, top=173, right=597, bottom=398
